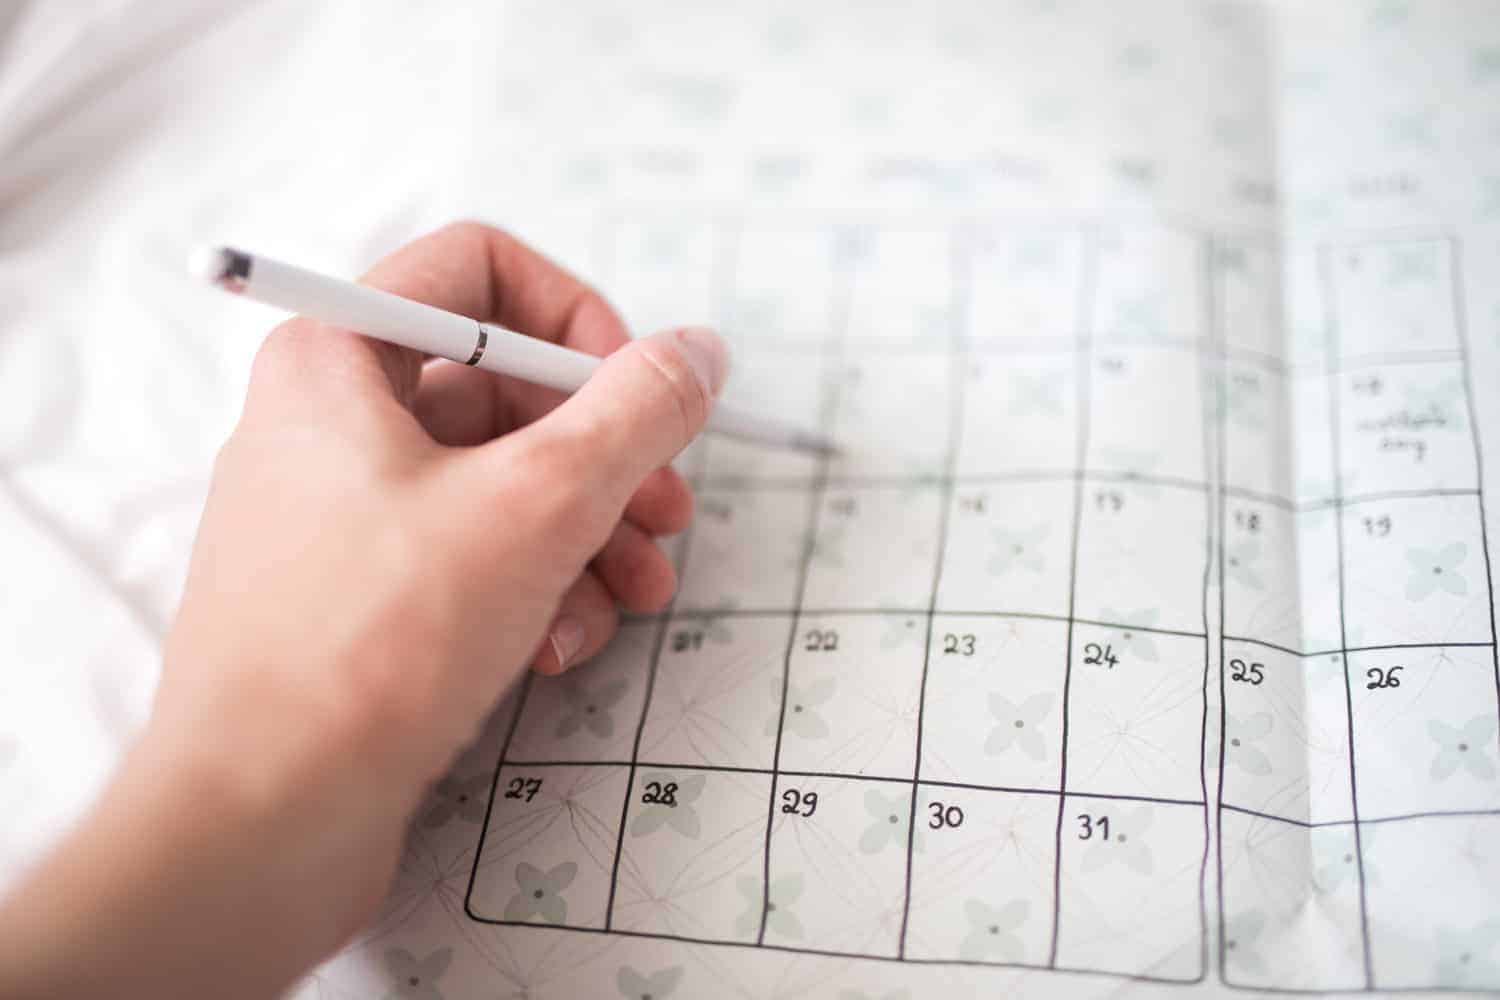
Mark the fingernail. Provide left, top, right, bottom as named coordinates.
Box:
left=674, top=326, right=728, bottom=397
left=549, top=617, right=586, bottom=671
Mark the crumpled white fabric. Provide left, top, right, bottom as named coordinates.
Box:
left=0, top=0, right=485, bottom=884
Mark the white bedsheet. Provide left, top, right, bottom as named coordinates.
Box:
left=0, top=0, right=486, bottom=872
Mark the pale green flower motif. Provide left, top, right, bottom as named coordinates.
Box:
left=810, top=522, right=848, bottom=568
left=1007, top=370, right=1067, bottom=416
left=617, top=965, right=684, bottom=1000
left=423, top=773, right=490, bottom=828
left=630, top=773, right=705, bottom=838
left=1225, top=712, right=1274, bottom=776
left=383, top=947, right=452, bottom=1000
left=1224, top=911, right=1268, bottom=976
left=768, top=676, right=835, bottom=738
left=736, top=873, right=804, bottom=938
left=1118, top=41, right=1157, bottom=73
left=880, top=616, right=922, bottom=649
left=1224, top=539, right=1266, bottom=590
left=989, top=525, right=1049, bottom=576
left=556, top=677, right=629, bottom=740
left=859, top=788, right=909, bottom=853
left=1112, top=292, right=1164, bottom=335
left=1092, top=447, right=1160, bottom=492
left=1430, top=716, right=1498, bottom=781
left=1385, top=110, right=1436, bottom=150
left=1435, top=922, right=1500, bottom=987
left=1385, top=241, right=1439, bottom=281
left=986, top=693, right=1053, bottom=759
left=1312, top=827, right=1377, bottom=894
left=1221, top=373, right=1267, bottom=431
left=1406, top=543, right=1469, bottom=600
left=504, top=861, right=577, bottom=923
left=959, top=899, right=1028, bottom=961
left=1080, top=806, right=1153, bottom=874
left=1099, top=608, right=1161, bottom=662
left=1473, top=47, right=1500, bottom=79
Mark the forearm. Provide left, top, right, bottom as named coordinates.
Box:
left=0, top=728, right=391, bottom=1000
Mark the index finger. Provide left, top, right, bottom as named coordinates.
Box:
left=361, top=220, right=630, bottom=357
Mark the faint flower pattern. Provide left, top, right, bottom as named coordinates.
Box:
left=959, top=899, right=1028, bottom=961
left=1473, top=46, right=1500, bottom=79
left=556, top=678, right=629, bottom=740
left=1112, top=292, right=1163, bottom=335
left=986, top=693, right=1053, bottom=759
left=1312, top=827, right=1377, bottom=893
left=504, top=861, right=577, bottom=923
left=736, top=874, right=804, bottom=938
left=1081, top=807, right=1153, bottom=874
left=811, top=522, right=849, bottom=568
left=1007, top=371, right=1067, bottom=416
left=770, top=677, right=835, bottom=738
left=1100, top=608, right=1161, bottom=662
left=630, top=773, right=706, bottom=838
left=1435, top=922, right=1500, bottom=987
left=423, top=774, right=490, bottom=828
left=617, top=965, right=684, bottom=1000
left=1430, top=716, right=1498, bottom=781
left=988, top=525, right=1049, bottom=576
left=1223, top=539, right=1266, bottom=590
left=382, top=947, right=452, bottom=1000
left=1225, top=712, right=1274, bottom=776
left=859, top=788, right=909, bottom=853
left=881, top=616, right=923, bottom=649
left=1386, top=242, right=1439, bottom=282
left=1224, top=911, right=1268, bottom=976
left=1406, top=544, right=1469, bottom=600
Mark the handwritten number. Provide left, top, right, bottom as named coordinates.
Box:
left=780, top=788, right=818, bottom=817
left=1363, top=515, right=1392, bottom=538
left=1083, top=643, right=1119, bottom=669
left=641, top=781, right=679, bottom=807
left=804, top=629, right=839, bottom=652
left=504, top=777, right=542, bottom=803
left=929, top=802, right=965, bottom=829
left=1366, top=666, right=1403, bottom=690
left=942, top=633, right=977, bottom=656
left=1229, top=658, right=1265, bottom=685
left=1077, top=813, right=1111, bottom=840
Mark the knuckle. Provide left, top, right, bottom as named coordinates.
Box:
left=635, top=338, right=711, bottom=440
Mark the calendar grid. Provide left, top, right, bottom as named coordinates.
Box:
left=1215, top=233, right=1500, bottom=993
left=465, top=217, right=1215, bottom=983
left=461, top=217, right=1497, bottom=990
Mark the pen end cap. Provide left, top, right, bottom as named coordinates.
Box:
left=188, top=245, right=251, bottom=290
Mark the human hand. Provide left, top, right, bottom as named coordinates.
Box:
left=0, top=222, right=725, bottom=999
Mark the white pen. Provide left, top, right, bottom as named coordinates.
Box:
left=191, top=246, right=836, bottom=455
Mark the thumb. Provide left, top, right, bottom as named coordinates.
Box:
left=525, top=326, right=728, bottom=502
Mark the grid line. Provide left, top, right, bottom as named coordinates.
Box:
left=1318, top=243, right=1376, bottom=988
left=1046, top=225, right=1096, bottom=968
left=755, top=224, right=855, bottom=946
left=896, top=223, right=969, bottom=958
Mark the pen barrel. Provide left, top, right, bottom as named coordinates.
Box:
left=241, top=253, right=599, bottom=394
